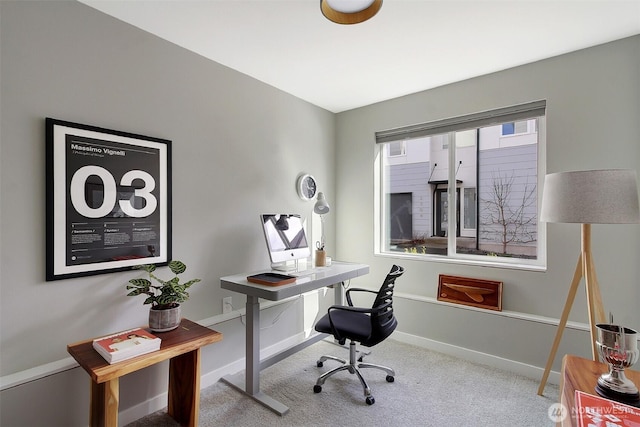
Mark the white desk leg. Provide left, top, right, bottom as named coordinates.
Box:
left=334, top=281, right=344, bottom=306
left=246, top=295, right=260, bottom=395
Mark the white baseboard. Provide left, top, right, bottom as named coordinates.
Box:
left=2, top=293, right=589, bottom=393
left=119, top=331, right=309, bottom=425
left=119, top=394, right=169, bottom=426
left=392, top=330, right=560, bottom=386
left=3, top=297, right=566, bottom=424
left=120, top=329, right=559, bottom=424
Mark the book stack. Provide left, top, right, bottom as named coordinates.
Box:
left=575, top=390, right=640, bottom=426
left=92, top=328, right=161, bottom=364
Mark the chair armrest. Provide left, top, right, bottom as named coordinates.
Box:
left=345, top=288, right=377, bottom=306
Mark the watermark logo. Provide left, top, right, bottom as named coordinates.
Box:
left=548, top=402, right=568, bottom=423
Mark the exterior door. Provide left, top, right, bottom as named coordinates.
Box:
left=434, top=189, right=460, bottom=237
left=389, top=193, right=413, bottom=243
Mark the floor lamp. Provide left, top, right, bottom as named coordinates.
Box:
left=537, top=169, right=640, bottom=395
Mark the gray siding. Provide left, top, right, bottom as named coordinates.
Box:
left=478, top=144, right=537, bottom=254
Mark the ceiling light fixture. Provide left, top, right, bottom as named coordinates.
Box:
left=321, top=0, right=382, bottom=25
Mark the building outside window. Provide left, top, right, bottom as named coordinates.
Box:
left=388, top=141, right=406, bottom=157
left=501, top=120, right=529, bottom=135
left=375, top=101, right=546, bottom=269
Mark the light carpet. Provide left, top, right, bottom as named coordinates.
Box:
left=126, top=338, right=559, bottom=426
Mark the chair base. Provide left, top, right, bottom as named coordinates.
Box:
left=313, top=340, right=395, bottom=405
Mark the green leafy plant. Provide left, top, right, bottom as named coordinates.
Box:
left=126, top=260, right=201, bottom=309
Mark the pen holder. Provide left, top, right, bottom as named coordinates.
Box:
left=315, top=250, right=326, bottom=267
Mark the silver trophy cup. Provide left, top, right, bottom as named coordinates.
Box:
left=595, top=323, right=640, bottom=406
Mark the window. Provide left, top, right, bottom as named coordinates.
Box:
left=375, top=101, right=546, bottom=269
left=502, top=120, right=529, bottom=135
left=388, top=141, right=406, bottom=156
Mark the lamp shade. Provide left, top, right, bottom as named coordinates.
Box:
left=314, top=192, right=330, bottom=215
left=540, top=169, right=640, bottom=224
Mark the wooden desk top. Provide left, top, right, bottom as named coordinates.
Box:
left=560, top=354, right=640, bottom=427
left=68, top=318, right=222, bottom=384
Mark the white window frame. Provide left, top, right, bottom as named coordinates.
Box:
left=374, top=101, right=547, bottom=271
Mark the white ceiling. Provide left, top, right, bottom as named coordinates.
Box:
left=80, top=0, right=640, bottom=113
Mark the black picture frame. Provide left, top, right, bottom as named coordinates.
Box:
left=45, top=118, right=172, bottom=281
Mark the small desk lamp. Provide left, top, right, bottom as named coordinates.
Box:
left=314, top=192, right=330, bottom=250
left=537, top=169, right=640, bottom=395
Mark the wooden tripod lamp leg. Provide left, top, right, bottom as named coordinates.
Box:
left=582, top=224, right=606, bottom=361
left=537, top=254, right=583, bottom=396
left=538, top=224, right=608, bottom=395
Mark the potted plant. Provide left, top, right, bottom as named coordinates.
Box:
left=126, top=260, right=201, bottom=332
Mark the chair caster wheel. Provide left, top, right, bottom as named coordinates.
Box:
left=386, top=375, right=394, bottom=382
left=313, top=385, right=322, bottom=393
left=316, top=361, right=323, bottom=367
left=366, top=396, right=375, bottom=405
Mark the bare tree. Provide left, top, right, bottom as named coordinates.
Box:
left=480, top=171, right=537, bottom=254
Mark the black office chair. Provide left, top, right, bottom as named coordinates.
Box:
left=313, top=264, right=404, bottom=405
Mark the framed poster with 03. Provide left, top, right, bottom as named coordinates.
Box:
left=45, top=118, right=172, bottom=281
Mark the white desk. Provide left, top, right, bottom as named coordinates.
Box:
left=220, top=261, right=369, bottom=415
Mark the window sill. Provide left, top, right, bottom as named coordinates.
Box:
left=375, top=250, right=547, bottom=272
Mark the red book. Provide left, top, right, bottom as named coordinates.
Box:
left=575, top=390, right=640, bottom=427
left=92, top=328, right=161, bottom=364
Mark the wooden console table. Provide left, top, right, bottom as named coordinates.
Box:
left=559, top=354, right=640, bottom=426
left=68, top=318, right=222, bottom=427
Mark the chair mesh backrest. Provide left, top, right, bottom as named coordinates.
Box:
left=366, top=264, right=404, bottom=346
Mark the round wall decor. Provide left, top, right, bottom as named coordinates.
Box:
left=296, top=174, right=317, bottom=200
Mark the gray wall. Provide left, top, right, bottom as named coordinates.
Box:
left=1, top=1, right=639, bottom=425
left=1, top=2, right=337, bottom=425
left=335, top=33, right=639, bottom=371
